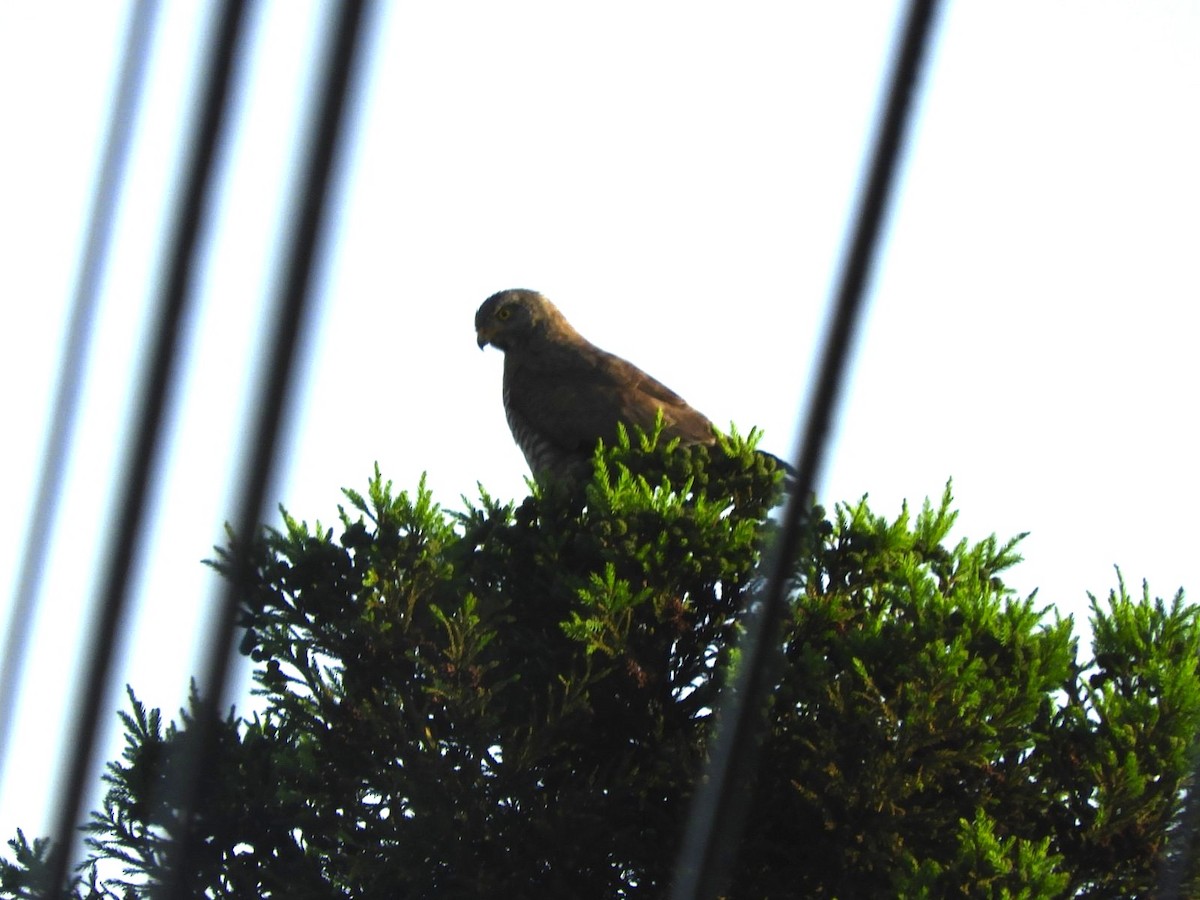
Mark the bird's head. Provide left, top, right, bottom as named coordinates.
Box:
left=475, top=289, right=576, bottom=352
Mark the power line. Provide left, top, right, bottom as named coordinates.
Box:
left=44, top=1, right=252, bottom=894
left=670, top=2, right=943, bottom=897
left=0, top=0, right=159, bottom=788
left=153, top=2, right=375, bottom=895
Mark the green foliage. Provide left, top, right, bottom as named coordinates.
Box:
left=1051, top=577, right=1200, bottom=897
left=896, top=810, right=1070, bottom=898
left=3, top=434, right=1197, bottom=898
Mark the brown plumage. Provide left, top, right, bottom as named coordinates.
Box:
left=474, top=288, right=738, bottom=482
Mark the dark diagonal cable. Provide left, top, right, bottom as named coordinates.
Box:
left=45, top=1, right=251, bottom=894
left=0, top=0, right=159, bottom=782
left=670, top=2, right=942, bottom=897
left=154, top=2, right=374, bottom=896
left=1161, top=740, right=1200, bottom=896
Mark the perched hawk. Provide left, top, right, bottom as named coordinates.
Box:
left=475, top=288, right=794, bottom=484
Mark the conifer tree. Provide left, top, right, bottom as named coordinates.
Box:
left=3, top=430, right=1198, bottom=897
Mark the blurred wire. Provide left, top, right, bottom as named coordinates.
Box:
left=669, top=1, right=942, bottom=897
left=43, top=1, right=252, bottom=894
left=153, top=2, right=374, bottom=895
left=1162, top=742, right=1200, bottom=896
left=0, top=0, right=159, bottom=788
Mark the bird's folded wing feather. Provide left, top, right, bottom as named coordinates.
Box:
left=507, top=346, right=714, bottom=455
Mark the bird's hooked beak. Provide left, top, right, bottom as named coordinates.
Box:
left=475, top=323, right=496, bottom=351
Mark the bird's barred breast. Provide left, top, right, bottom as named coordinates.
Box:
left=503, top=386, right=564, bottom=479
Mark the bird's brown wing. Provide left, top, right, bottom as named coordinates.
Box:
left=505, top=343, right=714, bottom=460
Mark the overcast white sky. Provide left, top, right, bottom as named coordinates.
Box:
left=1, top=0, right=1197, bottom=853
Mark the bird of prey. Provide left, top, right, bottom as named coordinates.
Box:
left=475, top=288, right=794, bottom=484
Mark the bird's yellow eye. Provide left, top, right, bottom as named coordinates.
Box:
left=496, top=306, right=513, bottom=321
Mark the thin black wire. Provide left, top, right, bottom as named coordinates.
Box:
left=0, top=0, right=159, bottom=785
left=153, top=2, right=373, bottom=896
left=1161, top=728, right=1200, bottom=896
left=44, top=1, right=251, bottom=894
left=669, top=2, right=942, bottom=897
